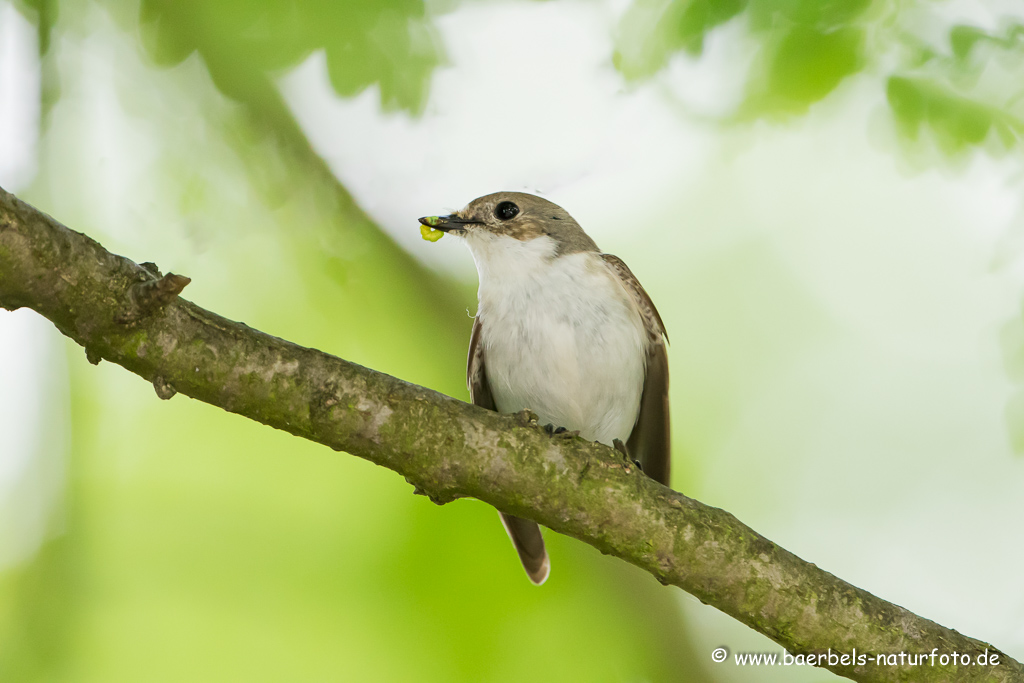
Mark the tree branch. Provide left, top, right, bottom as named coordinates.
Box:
left=1, top=186, right=1019, bottom=683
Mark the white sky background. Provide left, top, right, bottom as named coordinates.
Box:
left=1, top=0, right=1024, bottom=678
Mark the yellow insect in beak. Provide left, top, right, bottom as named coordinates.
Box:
left=420, top=223, right=444, bottom=242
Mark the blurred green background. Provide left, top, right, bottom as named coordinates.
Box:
left=1, top=1, right=1023, bottom=682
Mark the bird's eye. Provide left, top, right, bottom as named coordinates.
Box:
left=494, top=201, right=520, bottom=221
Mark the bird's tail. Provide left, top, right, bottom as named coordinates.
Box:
left=499, top=512, right=550, bottom=585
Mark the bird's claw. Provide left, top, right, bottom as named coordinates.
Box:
left=543, top=423, right=579, bottom=439
left=612, top=438, right=644, bottom=472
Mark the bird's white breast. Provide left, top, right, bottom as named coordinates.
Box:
left=469, top=234, right=647, bottom=446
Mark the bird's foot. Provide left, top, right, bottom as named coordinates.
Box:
left=613, top=438, right=644, bottom=472
left=543, top=423, right=580, bottom=439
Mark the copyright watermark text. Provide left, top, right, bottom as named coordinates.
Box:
left=711, top=646, right=1001, bottom=668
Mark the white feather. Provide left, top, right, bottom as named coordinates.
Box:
left=465, top=231, right=647, bottom=446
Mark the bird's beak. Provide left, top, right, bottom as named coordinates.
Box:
left=418, top=215, right=479, bottom=234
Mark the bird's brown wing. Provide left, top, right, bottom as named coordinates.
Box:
left=467, top=315, right=495, bottom=411
left=600, top=254, right=672, bottom=486
left=468, top=316, right=550, bottom=585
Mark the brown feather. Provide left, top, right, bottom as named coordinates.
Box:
left=600, top=254, right=672, bottom=486
left=467, top=316, right=495, bottom=411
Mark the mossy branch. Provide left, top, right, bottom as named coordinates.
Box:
left=0, top=186, right=1019, bottom=683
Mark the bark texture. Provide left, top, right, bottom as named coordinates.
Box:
left=0, top=186, right=1020, bottom=683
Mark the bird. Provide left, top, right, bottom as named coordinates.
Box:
left=419, top=192, right=670, bottom=585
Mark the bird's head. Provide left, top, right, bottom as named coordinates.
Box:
left=419, top=192, right=599, bottom=260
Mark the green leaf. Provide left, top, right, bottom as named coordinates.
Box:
left=949, top=25, right=989, bottom=62
left=138, top=0, right=444, bottom=114
left=886, top=76, right=1022, bottom=152
left=677, top=0, right=749, bottom=54
left=745, top=23, right=864, bottom=115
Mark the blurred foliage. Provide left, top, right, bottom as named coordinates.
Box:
left=615, top=0, right=1024, bottom=153
left=887, top=75, right=1022, bottom=155
left=15, top=0, right=1023, bottom=155
left=887, top=19, right=1024, bottom=156
left=614, top=0, right=873, bottom=99
left=12, top=0, right=56, bottom=52
left=136, top=0, right=443, bottom=114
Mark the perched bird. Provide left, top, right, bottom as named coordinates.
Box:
left=419, top=192, right=670, bottom=584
